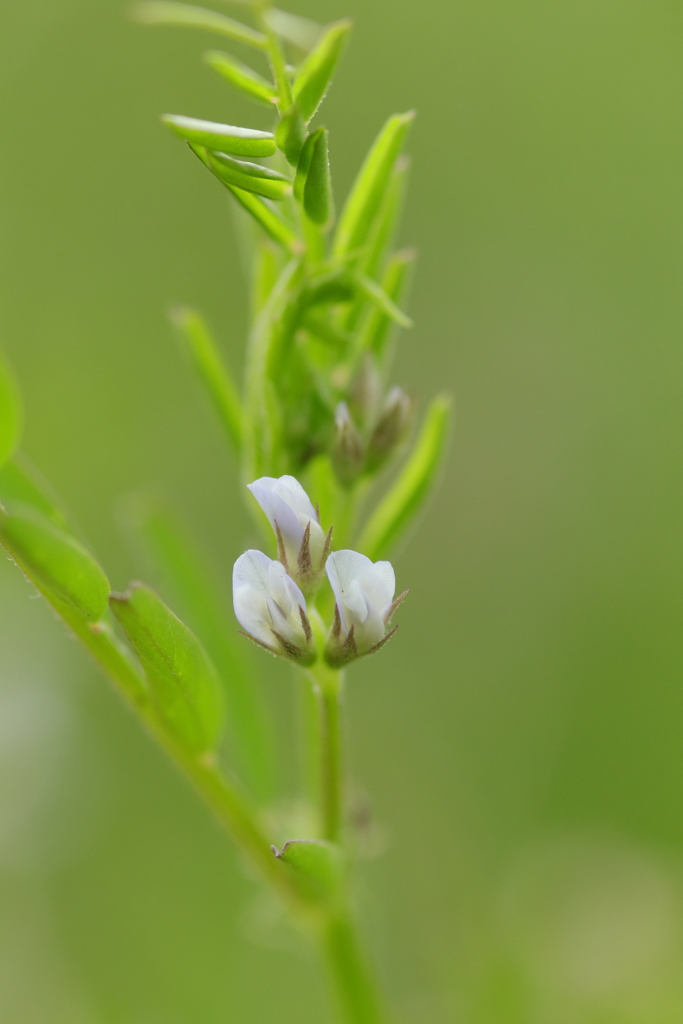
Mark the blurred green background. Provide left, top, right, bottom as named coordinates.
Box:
left=2, top=1, right=683, bottom=1021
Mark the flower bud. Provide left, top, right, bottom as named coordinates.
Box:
left=247, top=475, right=331, bottom=593
left=366, top=386, right=413, bottom=473
left=324, top=549, right=407, bottom=667
left=233, top=550, right=316, bottom=665
left=332, top=402, right=365, bottom=488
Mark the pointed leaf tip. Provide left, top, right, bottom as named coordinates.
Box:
left=0, top=504, right=110, bottom=623
left=162, top=114, right=276, bottom=158
left=133, top=2, right=267, bottom=49
left=293, top=18, right=352, bottom=123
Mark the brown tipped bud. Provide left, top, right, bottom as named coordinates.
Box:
left=332, top=402, right=365, bottom=487
left=366, top=387, right=413, bottom=472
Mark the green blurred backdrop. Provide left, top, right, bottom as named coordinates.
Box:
left=2, top=1, right=683, bottom=1021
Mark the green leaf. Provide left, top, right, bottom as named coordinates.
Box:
left=292, top=19, right=352, bottom=123
left=111, top=582, right=224, bottom=754
left=275, top=105, right=307, bottom=166
left=0, top=453, right=69, bottom=528
left=362, top=155, right=410, bottom=283
left=202, top=148, right=292, bottom=201
left=265, top=8, right=322, bottom=51
left=204, top=50, right=277, bottom=107
left=162, top=114, right=275, bottom=158
left=274, top=839, right=345, bottom=903
left=171, top=307, right=243, bottom=452
left=333, top=111, right=415, bottom=260
left=225, top=184, right=302, bottom=254
left=358, top=395, right=452, bottom=560
left=121, top=495, right=275, bottom=798
left=302, top=128, right=334, bottom=227
left=0, top=351, right=23, bottom=469
left=354, top=272, right=412, bottom=329
left=356, top=249, right=415, bottom=364
left=133, top=2, right=267, bottom=48
left=0, top=504, right=110, bottom=623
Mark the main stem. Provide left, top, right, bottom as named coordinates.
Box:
left=304, top=657, right=389, bottom=1023
left=318, top=665, right=343, bottom=843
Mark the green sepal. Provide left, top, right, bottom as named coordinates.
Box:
left=171, top=307, right=243, bottom=452
left=134, top=2, right=267, bottom=48
left=110, top=582, right=225, bottom=754
left=204, top=51, right=277, bottom=107
left=121, top=495, right=275, bottom=798
left=302, top=128, right=334, bottom=227
left=333, top=111, right=415, bottom=259
left=0, top=503, right=110, bottom=623
left=274, top=839, right=345, bottom=904
left=225, top=184, right=302, bottom=254
left=162, top=114, right=275, bottom=158
left=200, top=148, right=292, bottom=201
left=292, top=19, right=352, bottom=123
left=0, top=351, right=23, bottom=469
left=358, top=394, right=452, bottom=559
left=275, top=106, right=307, bottom=166
left=0, top=453, right=69, bottom=528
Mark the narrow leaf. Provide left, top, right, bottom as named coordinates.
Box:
left=225, top=184, right=302, bottom=253
left=275, top=105, right=307, bottom=166
left=274, top=839, right=345, bottom=903
left=303, top=128, right=334, bottom=227
left=358, top=395, right=452, bottom=560
left=0, top=504, right=110, bottom=623
left=111, top=582, right=224, bottom=754
left=163, top=114, right=275, bottom=158
left=0, top=351, right=23, bottom=469
left=201, top=148, right=292, bottom=201
left=133, top=2, right=267, bottom=48
left=0, top=453, right=68, bottom=528
left=292, top=19, right=351, bottom=123
left=121, top=496, right=275, bottom=797
left=362, top=155, right=410, bottom=283
left=204, top=50, right=277, bottom=107
left=357, top=249, right=415, bottom=363
left=172, top=307, right=243, bottom=451
left=333, top=111, right=415, bottom=259
left=354, top=273, right=412, bottom=328
left=265, top=8, right=322, bottom=51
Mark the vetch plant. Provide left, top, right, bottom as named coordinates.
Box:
left=0, top=3, right=451, bottom=1021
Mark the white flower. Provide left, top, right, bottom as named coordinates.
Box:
left=247, top=475, right=329, bottom=581
left=325, top=550, right=405, bottom=666
left=233, top=550, right=314, bottom=664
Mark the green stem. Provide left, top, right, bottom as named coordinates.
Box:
left=306, top=658, right=344, bottom=843
left=320, top=912, right=389, bottom=1024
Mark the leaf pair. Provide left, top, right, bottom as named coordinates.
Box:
left=0, top=459, right=224, bottom=756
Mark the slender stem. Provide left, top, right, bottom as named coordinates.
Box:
left=320, top=913, right=389, bottom=1024
left=319, top=674, right=343, bottom=842
left=306, top=657, right=344, bottom=843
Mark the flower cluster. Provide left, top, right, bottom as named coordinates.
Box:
left=233, top=475, right=406, bottom=668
